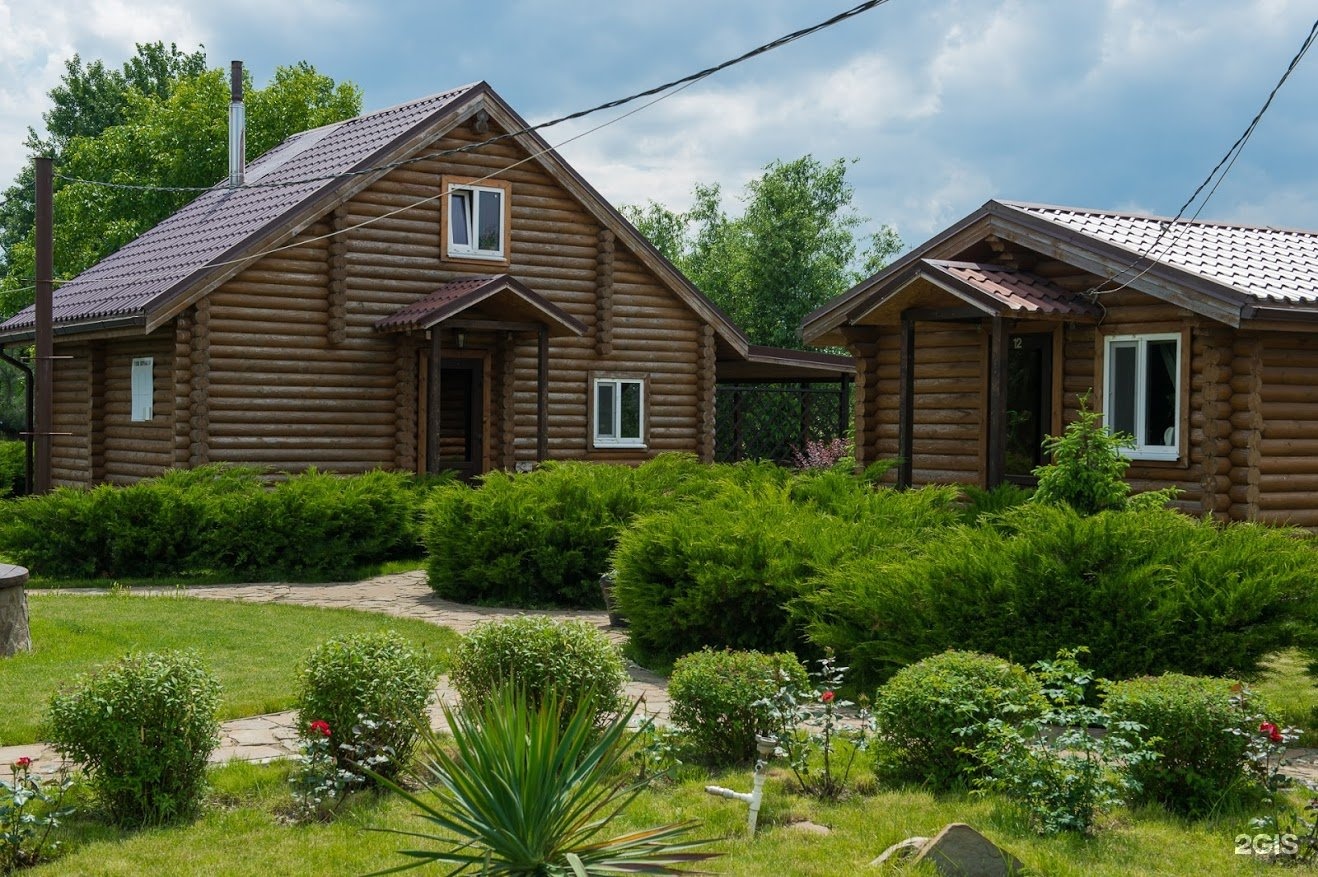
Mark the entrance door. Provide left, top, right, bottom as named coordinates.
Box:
left=1004, top=333, right=1053, bottom=481
left=420, top=357, right=485, bottom=480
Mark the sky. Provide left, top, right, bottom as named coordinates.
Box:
left=1, top=0, right=1316, bottom=255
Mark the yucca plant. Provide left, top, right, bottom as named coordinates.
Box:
left=370, top=686, right=718, bottom=875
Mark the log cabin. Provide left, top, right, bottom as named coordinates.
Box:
left=0, top=81, right=850, bottom=485
left=801, top=199, right=1318, bottom=527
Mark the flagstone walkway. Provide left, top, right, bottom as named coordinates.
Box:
left=0, top=570, right=670, bottom=772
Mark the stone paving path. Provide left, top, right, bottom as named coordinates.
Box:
left=0, top=570, right=670, bottom=772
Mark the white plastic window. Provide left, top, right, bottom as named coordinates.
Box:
left=593, top=379, right=644, bottom=448
left=1104, top=333, right=1180, bottom=460
left=131, top=357, right=154, bottom=422
left=447, top=184, right=504, bottom=259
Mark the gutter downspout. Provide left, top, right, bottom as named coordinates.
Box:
left=0, top=348, right=34, bottom=496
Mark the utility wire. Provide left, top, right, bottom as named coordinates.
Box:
left=52, top=0, right=891, bottom=194
left=1088, top=15, right=1318, bottom=297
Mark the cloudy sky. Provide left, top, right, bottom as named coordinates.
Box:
left=1, top=0, right=1315, bottom=251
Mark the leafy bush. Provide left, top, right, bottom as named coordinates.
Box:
left=46, top=651, right=220, bottom=825
left=1103, top=674, right=1257, bottom=815
left=615, top=479, right=959, bottom=669
left=450, top=616, right=628, bottom=727
left=0, top=465, right=426, bottom=578
left=0, top=439, right=23, bottom=498
left=379, top=687, right=717, bottom=874
left=295, top=631, right=437, bottom=783
left=871, top=650, right=1046, bottom=789
left=967, top=650, right=1158, bottom=835
left=804, top=503, right=1318, bottom=686
left=959, top=482, right=1030, bottom=524
left=667, top=648, right=809, bottom=767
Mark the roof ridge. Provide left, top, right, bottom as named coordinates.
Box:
left=999, top=199, right=1318, bottom=238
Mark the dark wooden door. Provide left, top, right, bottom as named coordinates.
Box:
left=1004, top=333, right=1052, bottom=482
left=423, top=358, right=484, bottom=480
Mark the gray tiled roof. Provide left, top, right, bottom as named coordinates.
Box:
left=1, top=84, right=478, bottom=334
left=1005, top=202, right=1318, bottom=304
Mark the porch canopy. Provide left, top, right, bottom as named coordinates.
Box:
left=845, top=259, right=1101, bottom=487
left=376, top=274, right=586, bottom=471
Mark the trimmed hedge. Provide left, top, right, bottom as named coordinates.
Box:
left=614, top=477, right=960, bottom=669
left=872, top=650, right=1046, bottom=789
left=423, top=455, right=787, bottom=608
left=1103, top=674, right=1257, bottom=815
left=0, top=465, right=431, bottom=578
left=803, top=503, right=1318, bottom=687
left=0, top=439, right=23, bottom=497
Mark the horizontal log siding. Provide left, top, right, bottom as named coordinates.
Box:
left=50, top=342, right=92, bottom=486
left=102, top=335, right=175, bottom=484
left=169, top=115, right=707, bottom=476
left=1257, top=332, right=1318, bottom=527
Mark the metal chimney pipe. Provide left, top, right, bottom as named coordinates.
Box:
left=228, top=60, right=245, bottom=188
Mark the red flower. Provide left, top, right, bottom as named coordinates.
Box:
left=309, top=720, right=331, bottom=738
left=1260, top=722, right=1283, bottom=743
left=13, top=756, right=31, bottom=769
left=820, top=690, right=835, bottom=704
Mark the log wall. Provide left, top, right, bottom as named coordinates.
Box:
left=1256, top=332, right=1318, bottom=527
left=100, top=335, right=174, bottom=484
left=51, top=342, right=92, bottom=487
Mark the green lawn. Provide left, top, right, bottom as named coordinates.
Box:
left=0, top=593, right=459, bottom=745
left=19, top=556, right=427, bottom=589
left=24, top=759, right=1291, bottom=876
left=1253, top=649, right=1318, bottom=744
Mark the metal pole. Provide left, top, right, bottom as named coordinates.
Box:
left=34, top=157, right=53, bottom=494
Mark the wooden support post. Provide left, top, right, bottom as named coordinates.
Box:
left=898, top=315, right=915, bottom=489
left=838, top=376, right=851, bottom=442
left=987, top=317, right=1008, bottom=487
left=33, top=157, right=53, bottom=494
left=536, top=325, right=548, bottom=462
left=427, top=329, right=442, bottom=474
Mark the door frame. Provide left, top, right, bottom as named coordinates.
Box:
left=417, top=349, right=491, bottom=479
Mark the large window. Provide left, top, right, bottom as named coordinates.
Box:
left=444, top=178, right=508, bottom=261
left=593, top=378, right=645, bottom=448
left=1104, top=333, right=1180, bottom=460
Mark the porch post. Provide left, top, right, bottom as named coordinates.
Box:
left=897, top=314, right=915, bottom=489
left=987, top=316, right=1008, bottom=487
left=427, top=329, right=442, bottom=474
left=536, top=324, right=548, bottom=462
left=838, top=375, right=851, bottom=441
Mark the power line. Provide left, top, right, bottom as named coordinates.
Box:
left=1089, top=15, right=1318, bottom=298
left=53, top=0, right=891, bottom=195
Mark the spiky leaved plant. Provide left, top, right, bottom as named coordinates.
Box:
left=370, top=686, right=718, bottom=875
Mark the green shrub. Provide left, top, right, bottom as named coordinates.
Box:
left=0, top=465, right=424, bottom=579
left=615, top=479, right=958, bottom=669
left=295, top=631, right=437, bottom=783
left=1103, top=674, right=1257, bottom=815
left=668, top=648, right=809, bottom=766
left=0, top=439, right=24, bottom=497
left=872, top=650, right=1046, bottom=789
left=959, top=482, right=1031, bottom=524
left=450, top=616, right=628, bottom=726
left=804, top=503, right=1318, bottom=687
left=46, top=651, right=220, bottom=825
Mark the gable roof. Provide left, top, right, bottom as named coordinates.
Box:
left=920, top=259, right=1103, bottom=321
left=803, top=199, right=1318, bottom=345
left=0, top=81, right=756, bottom=360
left=374, top=274, right=586, bottom=337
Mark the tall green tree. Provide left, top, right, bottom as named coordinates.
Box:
left=624, top=155, right=901, bottom=350
left=0, top=49, right=361, bottom=319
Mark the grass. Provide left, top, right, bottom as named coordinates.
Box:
left=0, top=593, right=459, bottom=745
left=23, top=759, right=1298, bottom=876
left=1253, top=648, right=1318, bottom=745
left=21, top=556, right=427, bottom=589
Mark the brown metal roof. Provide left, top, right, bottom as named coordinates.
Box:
left=922, top=259, right=1103, bottom=319
left=717, top=344, right=855, bottom=383
left=1004, top=202, right=1318, bottom=305
left=374, top=274, right=586, bottom=337
left=0, top=84, right=479, bottom=337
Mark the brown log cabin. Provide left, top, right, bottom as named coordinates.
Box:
left=0, top=82, right=850, bottom=485
left=802, top=200, right=1318, bottom=527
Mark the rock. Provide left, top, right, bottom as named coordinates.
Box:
left=870, top=836, right=929, bottom=866
left=912, top=823, right=1025, bottom=876
left=786, top=820, right=832, bottom=836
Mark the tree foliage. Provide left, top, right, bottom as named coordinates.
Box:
left=624, top=155, right=901, bottom=349
left=0, top=45, right=361, bottom=319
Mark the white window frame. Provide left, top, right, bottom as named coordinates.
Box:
left=1103, top=332, right=1181, bottom=461
left=130, top=357, right=154, bottom=422
left=592, top=378, right=646, bottom=449
left=446, top=182, right=506, bottom=261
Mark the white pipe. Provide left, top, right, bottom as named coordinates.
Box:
left=703, top=735, right=775, bottom=836
left=228, top=61, right=245, bottom=188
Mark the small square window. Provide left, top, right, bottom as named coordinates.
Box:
left=1103, top=333, right=1180, bottom=460
left=445, top=180, right=506, bottom=261
left=593, top=378, right=645, bottom=448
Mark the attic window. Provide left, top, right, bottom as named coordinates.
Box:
left=444, top=177, right=510, bottom=262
